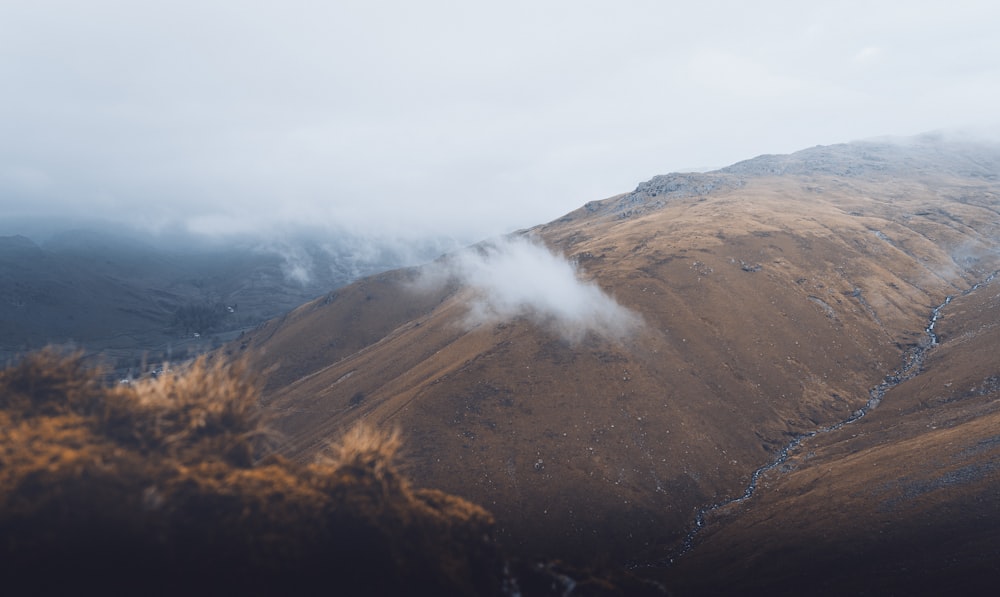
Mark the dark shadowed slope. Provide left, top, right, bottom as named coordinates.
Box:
left=0, top=351, right=505, bottom=596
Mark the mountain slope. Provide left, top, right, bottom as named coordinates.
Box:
left=232, top=135, right=1000, bottom=568
left=662, top=272, right=1000, bottom=595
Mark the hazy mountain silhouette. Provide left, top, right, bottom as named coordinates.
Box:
left=0, top=227, right=442, bottom=376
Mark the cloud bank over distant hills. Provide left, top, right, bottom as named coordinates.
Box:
left=419, top=236, right=640, bottom=343
left=2, top=1, right=999, bottom=243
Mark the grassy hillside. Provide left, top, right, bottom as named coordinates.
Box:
left=234, top=139, right=1000, bottom=565
left=225, top=138, right=1000, bottom=593
left=661, top=274, right=1000, bottom=595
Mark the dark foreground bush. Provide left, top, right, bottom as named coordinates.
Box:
left=0, top=350, right=505, bottom=596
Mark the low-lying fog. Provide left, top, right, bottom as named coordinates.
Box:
left=417, top=236, right=641, bottom=343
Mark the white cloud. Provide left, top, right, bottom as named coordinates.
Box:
left=418, top=236, right=641, bottom=343
left=854, top=46, right=884, bottom=64
left=688, top=50, right=806, bottom=100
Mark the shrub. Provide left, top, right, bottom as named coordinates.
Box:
left=0, top=349, right=504, bottom=596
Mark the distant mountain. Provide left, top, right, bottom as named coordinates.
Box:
left=718, top=133, right=1000, bottom=179
left=231, top=135, right=1000, bottom=593
left=0, top=227, right=443, bottom=375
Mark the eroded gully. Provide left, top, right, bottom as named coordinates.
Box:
left=653, top=270, right=999, bottom=566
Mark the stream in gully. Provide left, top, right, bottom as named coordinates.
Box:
left=655, top=271, right=999, bottom=566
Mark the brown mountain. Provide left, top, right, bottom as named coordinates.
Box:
left=229, top=134, right=1000, bottom=591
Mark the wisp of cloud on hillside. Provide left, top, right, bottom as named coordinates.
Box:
left=419, top=236, right=640, bottom=343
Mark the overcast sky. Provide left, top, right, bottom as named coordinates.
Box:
left=2, top=1, right=999, bottom=243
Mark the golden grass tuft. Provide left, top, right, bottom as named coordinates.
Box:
left=108, top=355, right=276, bottom=466
left=0, top=349, right=505, bottom=596
left=317, top=422, right=404, bottom=483
left=0, top=347, right=109, bottom=418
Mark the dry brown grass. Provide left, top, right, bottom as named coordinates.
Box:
left=317, top=423, right=404, bottom=483
left=0, top=349, right=504, bottom=596
left=113, top=355, right=275, bottom=465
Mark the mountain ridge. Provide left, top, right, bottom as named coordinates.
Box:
left=230, top=135, right=1000, bottom=590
